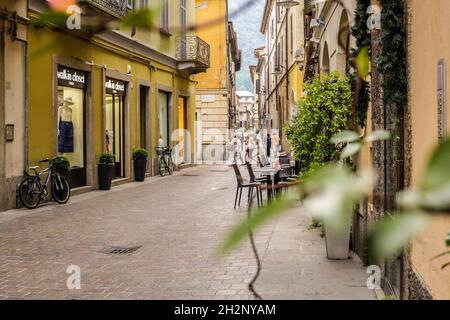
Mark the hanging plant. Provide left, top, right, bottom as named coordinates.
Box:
left=376, top=0, right=407, bottom=111
left=350, top=0, right=372, bottom=128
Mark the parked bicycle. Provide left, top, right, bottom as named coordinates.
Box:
left=18, top=157, right=71, bottom=209
left=156, top=147, right=173, bottom=177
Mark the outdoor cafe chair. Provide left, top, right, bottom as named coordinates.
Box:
left=232, top=164, right=262, bottom=208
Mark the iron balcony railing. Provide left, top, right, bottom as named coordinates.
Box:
left=79, top=0, right=128, bottom=19
left=176, top=35, right=210, bottom=68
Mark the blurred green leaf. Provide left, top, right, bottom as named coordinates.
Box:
left=303, top=165, right=374, bottom=233
left=331, top=130, right=360, bottom=144
left=121, top=7, right=158, bottom=30
left=303, top=165, right=350, bottom=192
left=356, top=47, right=370, bottom=79
left=340, top=142, right=362, bottom=159
left=369, top=212, right=429, bottom=263
left=419, top=183, right=450, bottom=212
left=30, top=10, right=69, bottom=28
left=396, top=190, right=422, bottom=210
left=365, top=130, right=391, bottom=143
left=420, top=138, right=450, bottom=191
left=220, top=197, right=292, bottom=254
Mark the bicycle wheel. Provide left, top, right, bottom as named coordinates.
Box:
left=159, top=157, right=166, bottom=176
left=52, top=174, right=71, bottom=204
left=18, top=177, right=41, bottom=209
left=167, top=156, right=173, bottom=175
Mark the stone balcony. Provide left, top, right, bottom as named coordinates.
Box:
left=176, top=36, right=210, bottom=74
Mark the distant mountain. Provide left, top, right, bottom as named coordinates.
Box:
left=229, top=0, right=265, bottom=92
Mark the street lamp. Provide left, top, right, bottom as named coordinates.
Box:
left=276, top=0, right=299, bottom=9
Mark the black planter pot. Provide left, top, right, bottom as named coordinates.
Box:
left=134, top=159, right=147, bottom=182
left=98, top=163, right=114, bottom=190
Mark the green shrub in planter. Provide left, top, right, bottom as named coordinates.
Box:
left=132, top=148, right=149, bottom=160
left=132, top=148, right=148, bottom=182
left=52, top=157, right=70, bottom=175
left=98, top=152, right=115, bottom=190
left=99, top=152, right=115, bottom=164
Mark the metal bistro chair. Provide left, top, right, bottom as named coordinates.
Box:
left=279, top=156, right=297, bottom=182
left=232, top=164, right=262, bottom=208
left=277, top=156, right=298, bottom=195
left=245, top=162, right=267, bottom=204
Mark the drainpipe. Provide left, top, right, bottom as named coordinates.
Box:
left=17, top=37, right=28, bottom=173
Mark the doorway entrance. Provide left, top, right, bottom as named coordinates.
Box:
left=178, top=96, right=188, bottom=163
left=158, top=91, right=170, bottom=147
left=105, top=78, right=126, bottom=179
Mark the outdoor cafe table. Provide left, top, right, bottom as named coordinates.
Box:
left=253, top=167, right=279, bottom=202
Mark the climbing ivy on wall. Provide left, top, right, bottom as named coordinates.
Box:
left=376, top=0, right=407, bottom=111
left=350, top=0, right=372, bottom=128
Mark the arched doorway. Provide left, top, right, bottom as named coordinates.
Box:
left=337, top=10, right=351, bottom=76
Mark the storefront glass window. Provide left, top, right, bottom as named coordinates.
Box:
left=57, top=86, right=84, bottom=169
left=158, top=92, right=169, bottom=147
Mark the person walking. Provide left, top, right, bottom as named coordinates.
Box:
left=271, top=133, right=280, bottom=158
left=266, top=133, right=271, bottom=158
left=248, top=135, right=254, bottom=163
left=244, top=136, right=250, bottom=164
left=254, top=140, right=262, bottom=163
left=230, top=134, right=243, bottom=164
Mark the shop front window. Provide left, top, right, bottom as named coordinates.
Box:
left=105, top=78, right=126, bottom=179
left=57, top=66, right=87, bottom=188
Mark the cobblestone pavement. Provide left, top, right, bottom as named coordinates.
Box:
left=0, top=165, right=375, bottom=300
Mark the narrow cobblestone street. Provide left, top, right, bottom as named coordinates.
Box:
left=0, top=165, right=375, bottom=300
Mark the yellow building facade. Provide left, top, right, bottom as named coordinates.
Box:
left=260, top=0, right=304, bottom=152
left=0, top=0, right=28, bottom=210
left=194, top=0, right=239, bottom=161
left=26, top=0, right=209, bottom=192
left=406, top=0, right=450, bottom=300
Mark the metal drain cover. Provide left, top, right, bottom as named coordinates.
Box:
left=210, top=170, right=228, bottom=172
left=100, top=245, right=142, bottom=255
left=181, top=174, right=200, bottom=176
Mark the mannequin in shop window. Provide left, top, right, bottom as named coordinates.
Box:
left=105, top=129, right=111, bottom=153
left=58, top=97, right=75, bottom=153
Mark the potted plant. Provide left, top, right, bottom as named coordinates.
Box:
left=98, top=152, right=115, bottom=190
left=133, top=148, right=148, bottom=182
left=52, top=156, right=71, bottom=177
